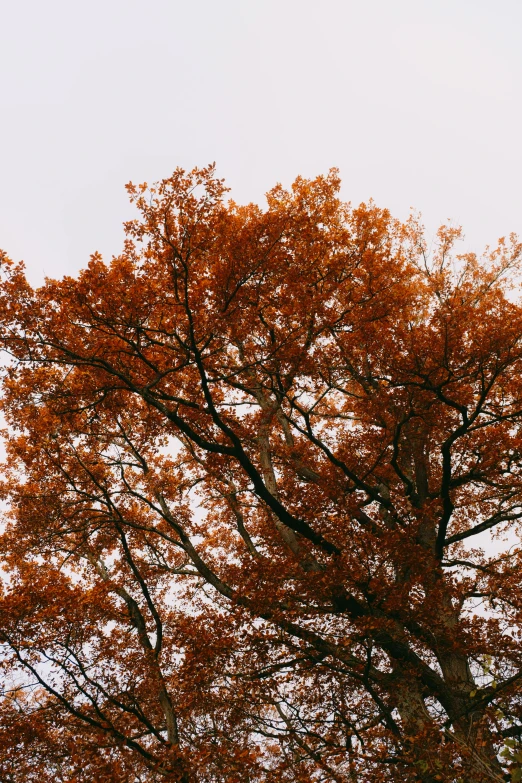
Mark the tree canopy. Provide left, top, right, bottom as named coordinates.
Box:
left=1, top=166, right=522, bottom=782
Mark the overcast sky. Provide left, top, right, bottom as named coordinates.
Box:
left=1, top=0, right=521, bottom=284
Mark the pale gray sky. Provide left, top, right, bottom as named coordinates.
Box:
left=1, top=0, right=521, bottom=284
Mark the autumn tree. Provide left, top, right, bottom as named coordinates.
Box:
left=1, top=166, right=522, bottom=782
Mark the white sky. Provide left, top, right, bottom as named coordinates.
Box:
left=1, top=0, right=521, bottom=284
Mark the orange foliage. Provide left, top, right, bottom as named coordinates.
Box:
left=1, top=166, right=522, bottom=781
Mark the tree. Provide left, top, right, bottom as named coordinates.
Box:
left=0, top=166, right=522, bottom=782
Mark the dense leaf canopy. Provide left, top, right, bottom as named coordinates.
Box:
left=1, top=167, right=522, bottom=782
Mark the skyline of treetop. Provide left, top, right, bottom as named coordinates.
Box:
left=1, top=166, right=522, bottom=781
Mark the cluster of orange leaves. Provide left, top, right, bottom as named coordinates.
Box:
left=0, top=166, right=522, bottom=781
